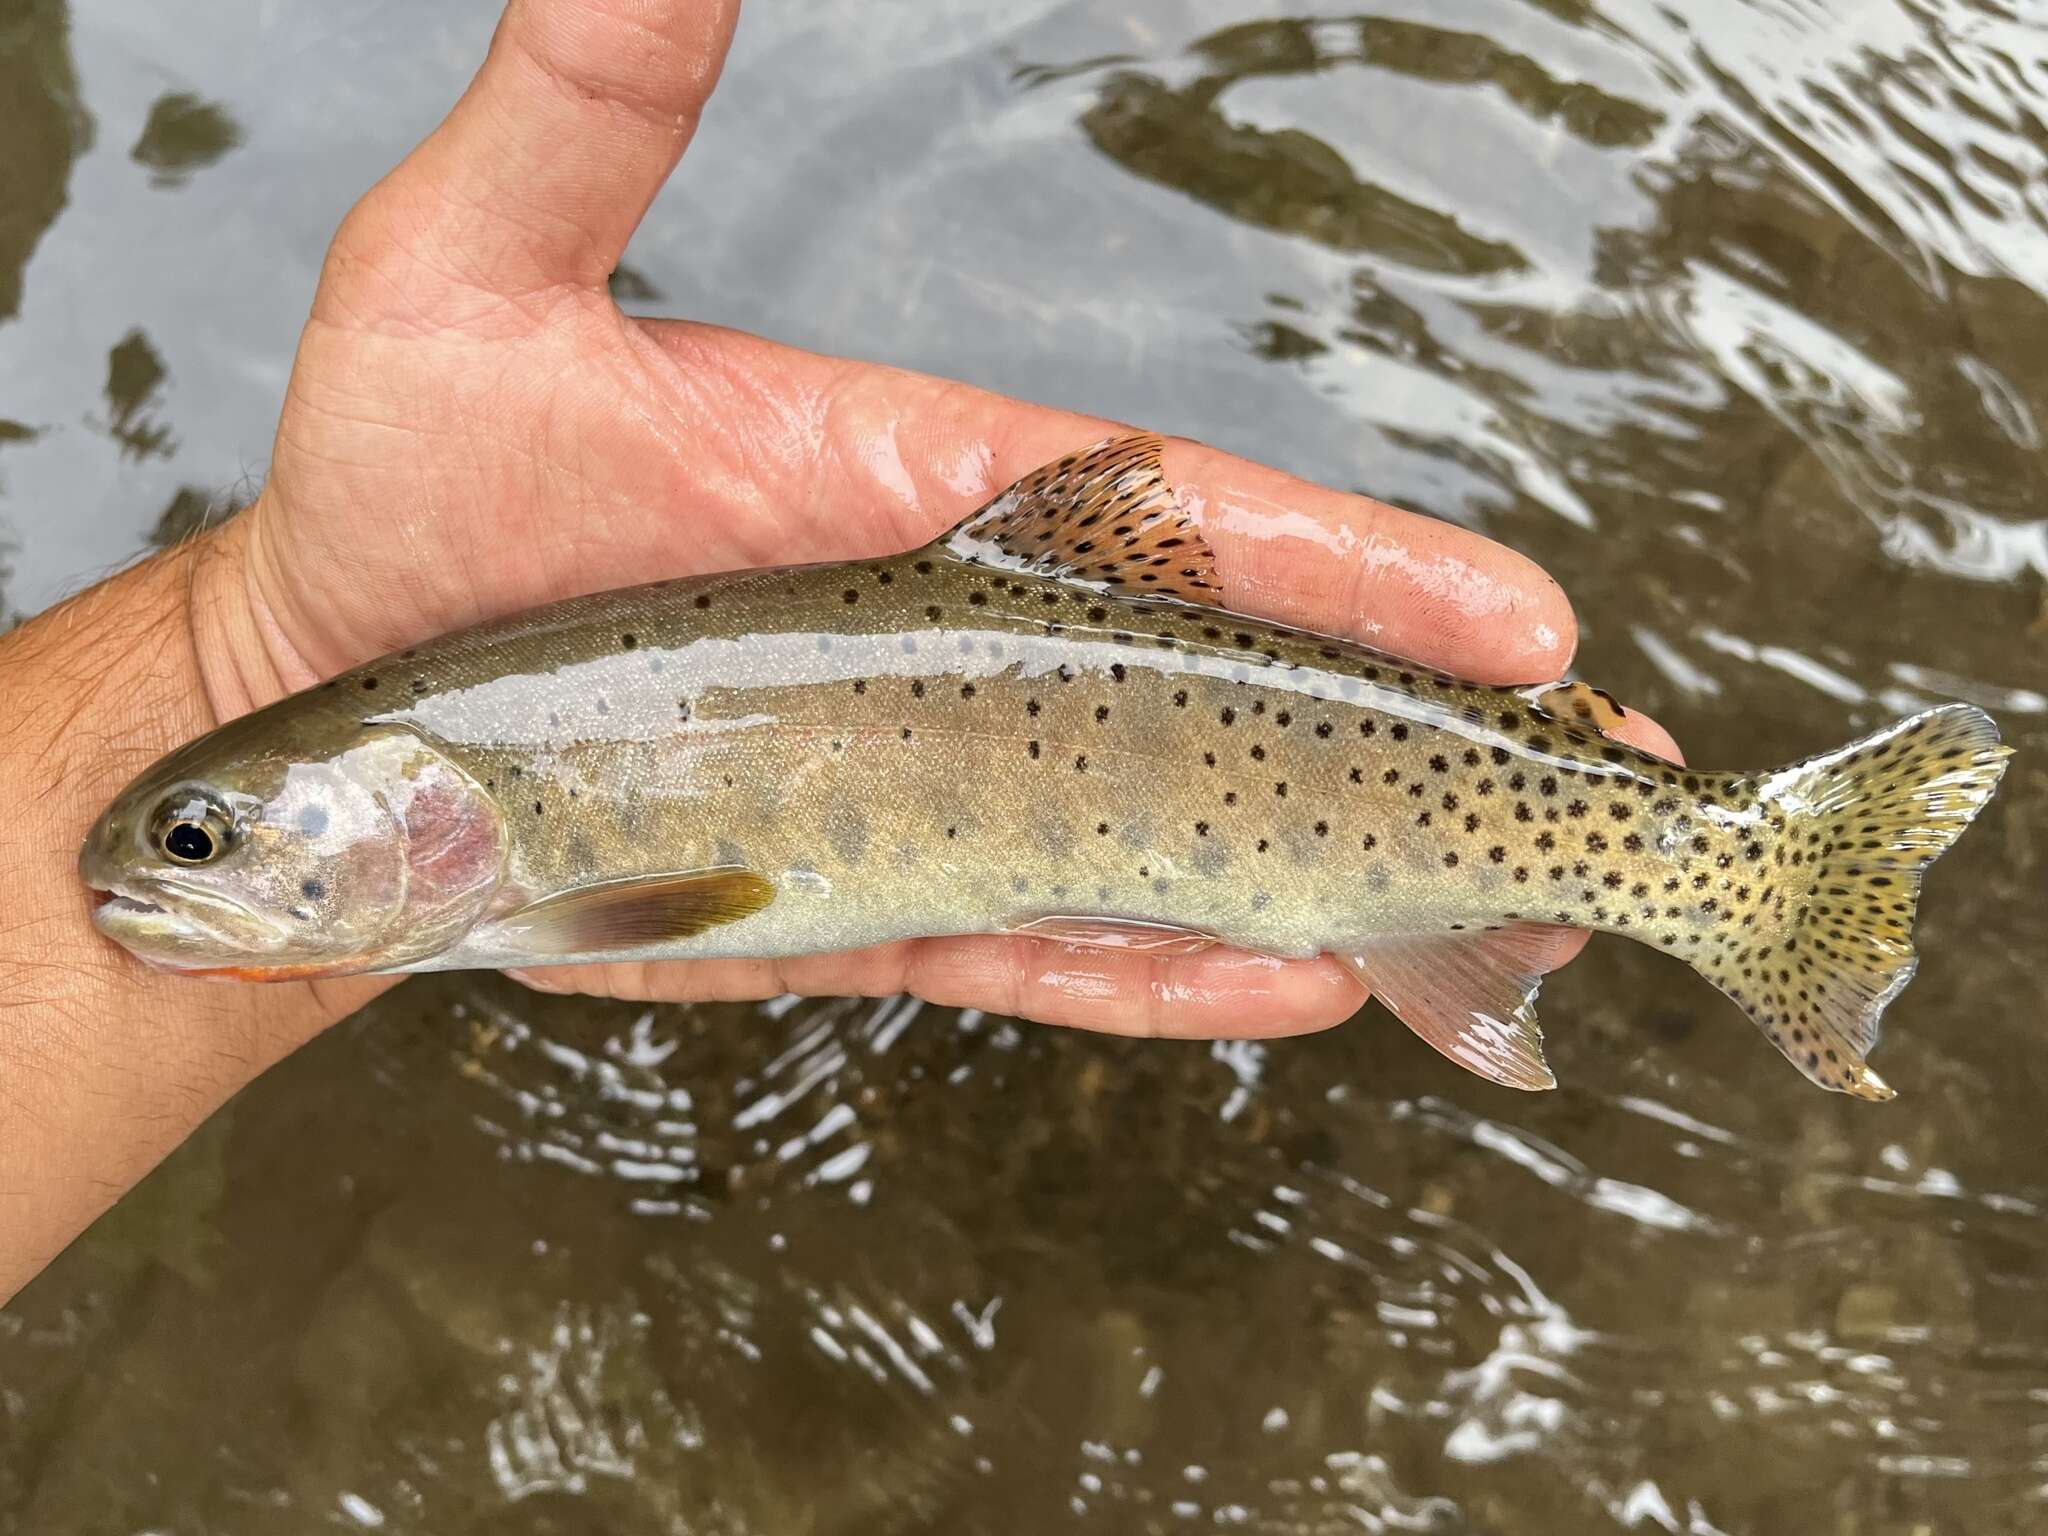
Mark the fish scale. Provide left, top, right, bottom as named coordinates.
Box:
left=80, top=436, right=2010, bottom=1099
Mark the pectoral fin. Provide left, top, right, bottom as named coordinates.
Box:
left=1334, top=923, right=1572, bottom=1091
left=498, top=868, right=776, bottom=956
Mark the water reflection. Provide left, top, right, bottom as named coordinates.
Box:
left=98, top=327, right=174, bottom=460
left=0, top=0, right=91, bottom=323
left=4, top=0, right=2047, bottom=1530
left=130, top=91, right=242, bottom=188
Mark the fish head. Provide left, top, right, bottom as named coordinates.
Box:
left=81, top=721, right=507, bottom=978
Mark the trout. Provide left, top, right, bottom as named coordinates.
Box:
left=80, top=436, right=2009, bottom=1098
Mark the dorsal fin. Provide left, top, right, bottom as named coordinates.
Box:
left=943, top=433, right=1222, bottom=603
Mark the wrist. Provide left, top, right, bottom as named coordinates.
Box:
left=0, top=521, right=371, bottom=1301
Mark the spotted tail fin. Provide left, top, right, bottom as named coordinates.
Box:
left=1697, top=704, right=2008, bottom=1100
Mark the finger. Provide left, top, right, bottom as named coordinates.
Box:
left=510, top=935, right=1363, bottom=1038
left=637, top=325, right=1580, bottom=684
left=332, top=0, right=740, bottom=304
left=1607, top=701, right=1684, bottom=764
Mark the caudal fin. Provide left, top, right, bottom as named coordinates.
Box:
left=1700, top=704, right=2008, bottom=1100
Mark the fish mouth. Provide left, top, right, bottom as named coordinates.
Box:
left=95, top=889, right=168, bottom=920
left=86, top=877, right=275, bottom=962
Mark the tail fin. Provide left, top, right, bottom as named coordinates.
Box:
left=1700, top=704, right=2009, bottom=1100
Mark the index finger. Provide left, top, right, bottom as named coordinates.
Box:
left=644, top=331, right=1580, bottom=686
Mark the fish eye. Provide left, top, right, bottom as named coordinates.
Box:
left=163, top=822, right=217, bottom=863
left=153, top=793, right=234, bottom=866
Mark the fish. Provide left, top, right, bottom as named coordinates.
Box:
left=79, top=434, right=2010, bottom=1099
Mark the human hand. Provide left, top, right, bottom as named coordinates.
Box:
left=188, top=0, right=1679, bottom=1040
left=2, top=0, right=1684, bottom=1299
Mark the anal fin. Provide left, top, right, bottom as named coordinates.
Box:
left=499, top=867, right=775, bottom=957
left=1333, top=922, right=1573, bottom=1091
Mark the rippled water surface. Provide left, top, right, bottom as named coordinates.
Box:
left=4, top=1, right=2046, bottom=1530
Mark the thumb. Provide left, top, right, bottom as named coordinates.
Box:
left=325, top=0, right=739, bottom=312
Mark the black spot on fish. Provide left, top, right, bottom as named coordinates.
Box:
left=301, top=878, right=326, bottom=900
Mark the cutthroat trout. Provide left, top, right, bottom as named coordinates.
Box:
left=80, top=436, right=2009, bottom=1098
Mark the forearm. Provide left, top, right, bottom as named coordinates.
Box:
left=0, top=527, right=365, bottom=1302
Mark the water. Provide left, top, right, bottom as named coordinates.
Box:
left=2, top=0, right=2044, bottom=1529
